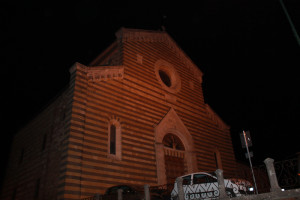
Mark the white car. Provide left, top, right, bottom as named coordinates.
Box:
left=171, top=172, right=254, bottom=200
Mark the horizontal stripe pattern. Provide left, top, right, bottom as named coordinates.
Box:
left=2, top=31, right=237, bottom=200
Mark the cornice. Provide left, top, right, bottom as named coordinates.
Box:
left=86, top=65, right=124, bottom=81
left=69, top=63, right=124, bottom=82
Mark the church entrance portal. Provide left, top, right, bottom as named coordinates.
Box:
left=163, top=134, right=186, bottom=184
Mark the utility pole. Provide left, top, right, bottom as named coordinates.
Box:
left=241, top=130, right=258, bottom=194
left=279, top=0, right=300, bottom=47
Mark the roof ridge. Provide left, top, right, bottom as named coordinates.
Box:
left=91, top=27, right=203, bottom=82
left=117, top=27, right=166, bottom=34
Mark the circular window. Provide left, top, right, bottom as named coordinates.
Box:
left=159, top=70, right=171, bottom=87
left=155, top=60, right=181, bottom=93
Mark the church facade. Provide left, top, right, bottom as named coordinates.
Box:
left=1, top=28, right=237, bottom=200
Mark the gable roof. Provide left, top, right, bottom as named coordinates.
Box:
left=90, top=27, right=203, bottom=83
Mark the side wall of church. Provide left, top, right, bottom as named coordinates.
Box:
left=1, top=88, right=71, bottom=200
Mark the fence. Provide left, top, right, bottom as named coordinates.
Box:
left=238, top=157, right=300, bottom=194
left=82, top=157, right=300, bottom=200
left=274, top=157, right=300, bottom=190
left=170, top=158, right=300, bottom=200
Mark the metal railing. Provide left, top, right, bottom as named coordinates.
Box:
left=275, top=158, right=299, bottom=190
left=235, top=157, right=299, bottom=194
left=248, top=157, right=299, bottom=193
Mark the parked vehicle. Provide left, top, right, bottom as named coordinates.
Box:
left=104, top=185, right=163, bottom=200
left=171, top=172, right=254, bottom=200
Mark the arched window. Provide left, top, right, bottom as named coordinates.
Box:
left=108, top=118, right=122, bottom=160
left=110, top=125, right=116, bottom=155
left=214, top=149, right=223, bottom=170
left=163, top=133, right=185, bottom=150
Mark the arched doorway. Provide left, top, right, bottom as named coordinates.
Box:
left=154, top=108, right=198, bottom=185
left=163, top=134, right=186, bottom=184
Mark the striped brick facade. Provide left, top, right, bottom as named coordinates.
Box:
left=1, top=28, right=237, bottom=200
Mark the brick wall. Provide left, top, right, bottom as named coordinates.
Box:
left=1, top=28, right=238, bottom=200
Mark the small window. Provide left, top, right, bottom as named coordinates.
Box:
left=12, top=188, right=17, bottom=200
left=19, top=148, right=24, bottom=164
left=107, top=118, right=122, bottom=160
left=214, top=152, right=218, bottom=168
left=42, top=134, right=47, bottom=151
left=182, top=175, right=191, bottom=185
left=110, top=125, right=116, bottom=155
left=34, top=178, right=40, bottom=199
left=214, top=149, right=223, bottom=170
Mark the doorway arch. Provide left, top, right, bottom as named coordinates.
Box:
left=163, top=134, right=186, bottom=183
left=154, top=108, right=198, bottom=185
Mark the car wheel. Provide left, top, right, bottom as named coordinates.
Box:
left=225, top=189, right=236, bottom=198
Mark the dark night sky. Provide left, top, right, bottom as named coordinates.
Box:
left=1, top=0, right=300, bottom=187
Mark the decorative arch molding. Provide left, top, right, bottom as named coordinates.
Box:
left=154, top=108, right=198, bottom=185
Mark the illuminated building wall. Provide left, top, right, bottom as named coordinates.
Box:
left=1, top=28, right=237, bottom=200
